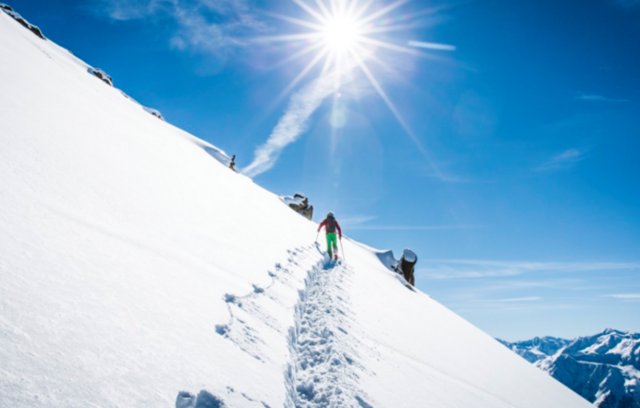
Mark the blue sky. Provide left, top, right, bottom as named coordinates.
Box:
left=13, top=0, right=640, bottom=340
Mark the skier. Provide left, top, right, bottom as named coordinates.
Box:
left=229, top=155, right=237, bottom=171
left=317, top=212, right=342, bottom=260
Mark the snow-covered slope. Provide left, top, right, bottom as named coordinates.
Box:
left=0, top=10, right=591, bottom=407
left=502, top=330, right=640, bottom=407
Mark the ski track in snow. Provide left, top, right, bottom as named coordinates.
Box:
left=214, top=244, right=372, bottom=407
left=285, top=253, right=373, bottom=408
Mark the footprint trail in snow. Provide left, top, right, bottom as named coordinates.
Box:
left=215, top=245, right=372, bottom=407
left=215, top=245, right=319, bottom=363
left=285, top=258, right=373, bottom=408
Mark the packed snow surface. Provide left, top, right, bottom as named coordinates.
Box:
left=0, top=11, right=591, bottom=407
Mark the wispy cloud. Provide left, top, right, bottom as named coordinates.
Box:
left=423, top=169, right=476, bottom=184
left=482, top=296, right=542, bottom=303
left=421, top=259, right=640, bottom=279
left=242, top=75, right=339, bottom=177
left=348, top=224, right=482, bottom=231
left=603, top=293, right=640, bottom=300
left=408, top=40, right=456, bottom=51
left=90, top=0, right=165, bottom=20
left=452, top=302, right=581, bottom=315
left=340, top=215, right=378, bottom=226
left=470, top=278, right=592, bottom=293
left=93, top=0, right=267, bottom=63
left=576, top=93, right=631, bottom=103
left=535, top=148, right=588, bottom=172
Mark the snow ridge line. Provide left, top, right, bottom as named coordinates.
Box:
left=214, top=244, right=321, bottom=362
left=285, top=260, right=373, bottom=408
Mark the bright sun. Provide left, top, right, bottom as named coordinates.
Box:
left=260, top=0, right=405, bottom=89
left=320, top=14, right=362, bottom=55
left=259, top=1, right=453, bottom=151
left=251, top=0, right=455, bottom=176
left=258, top=0, right=456, bottom=104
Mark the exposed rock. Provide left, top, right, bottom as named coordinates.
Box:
left=2, top=6, right=45, bottom=39
left=143, top=106, right=165, bottom=121
left=87, top=67, right=113, bottom=87
left=281, top=193, right=313, bottom=220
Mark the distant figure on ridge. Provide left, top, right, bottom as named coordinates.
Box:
left=229, top=155, right=236, bottom=171
left=396, top=249, right=417, bottom=286
left=317, top=212, right=342, bottom=261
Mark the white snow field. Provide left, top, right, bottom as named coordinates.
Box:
left=0, top=11, right=591, bottom=408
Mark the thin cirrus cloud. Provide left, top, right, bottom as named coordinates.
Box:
left=242, top=74, right=340, bottom=177
left=482, top=296, right=542, bottom=303
left=420, top=259, right=640, bottom=279
left=93, top=0, right=167, bottom=20
left=603, top=293, right=640, bottom=300
left=347, top=224, right=482, bottom=231
left=337, top=217, right=479, bottom=232
left=407, top=40, right=456, bottom=51
left=576, top=93, right=631, bottom=103
left=339, top=215, right=378, bottom=226
left=535, top=148, right=588, bottom=172
left=93, top=0, right=267, bottom=59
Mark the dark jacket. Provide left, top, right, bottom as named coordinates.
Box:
left=318, top=216, right=342, bottom=237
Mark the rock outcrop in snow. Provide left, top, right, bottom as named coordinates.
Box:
left=143, top=106, right=165, bottom=121
left=87, top=67, right=113, bottom=86
left=1, top=3, right=45, bottom=39
left=281, top=193, right=314, bottom=220
left=501, top=329, right=640, bottom=407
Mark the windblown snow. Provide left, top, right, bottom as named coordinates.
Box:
left=0, top=10, right=591, bottom=408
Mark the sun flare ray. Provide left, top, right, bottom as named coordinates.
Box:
left=293, top=0, right=328, bottom=24
left=359, top=37, right=422, bottom=56
left=271, top=41, right=326, bottom=70
left=350, top=49, right=443, bottom=177
left=359, top=0, right=408, bottom=25
left=265, top=13, right=326, bottom=32
left=279, top=46, right=330, bottom=99
left=313, top=0, right=332, bottom=18
left=254, top=32, right=321, bottom=44
left=352, top=0, right=375, bottom=20
left=246, top=0, right=454, bottom=177
left=273, top=0, right=440, bottom=89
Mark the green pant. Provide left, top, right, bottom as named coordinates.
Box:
left=326, top=233, right=338, bottom=258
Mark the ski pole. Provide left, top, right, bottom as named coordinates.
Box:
left=339, top=237, right=346, bottom=262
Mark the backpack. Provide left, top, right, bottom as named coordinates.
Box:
left=326, top=215, right=337, bottom=233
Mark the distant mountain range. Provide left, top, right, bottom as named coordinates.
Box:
left=500, top=329, right=640, bottom=407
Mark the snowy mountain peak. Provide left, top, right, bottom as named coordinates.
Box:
left=502, top=330, right=640, bottom=407
left=0, top=7, right=592, bottom=407
left=498, top=336, right=570, bottom=363
left=603, top=328, right=622, bottom=334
